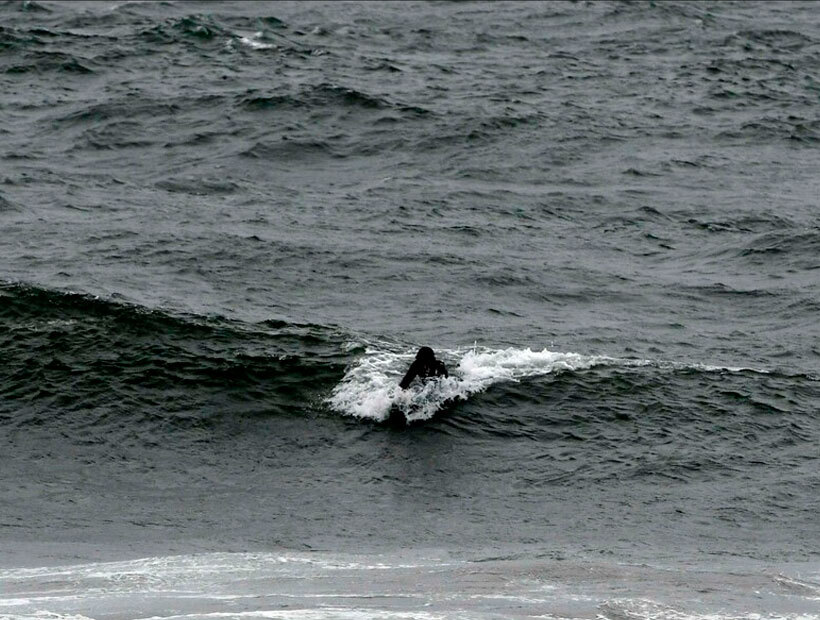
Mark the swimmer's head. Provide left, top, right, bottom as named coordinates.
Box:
left=415, top=346, right=435, bottom=363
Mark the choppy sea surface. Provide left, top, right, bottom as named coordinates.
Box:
left=1, top=1, right=819, bottom=618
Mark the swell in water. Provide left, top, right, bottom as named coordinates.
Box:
left=327, top=345, right=771, bottom=423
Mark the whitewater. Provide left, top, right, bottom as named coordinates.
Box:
left=328, top=345, right=769, bottom=422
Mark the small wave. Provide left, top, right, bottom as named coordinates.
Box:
left=4, top=50, right=94, bottom=75
left=726, top=29, right=816, bottom=51
left=238, top=93, right=299, bottom=110
left=71, top=121, right=156, bottom=151
left=0, top=191, right=17, bottom=211
left=327, top=346, right=773, bottom=423
left=717, top=118, right=820, bottom=143
left=741, top=230, right=820, bottom=258
left=237, top=32, right=277, bottom=50
left=0, top=283, right=346, bottom=357
left=141, top=15, right=226, bottom=45
left=52, top=98, right=184, bottom=127
left=170, top=15, right=223, bottom=40
left=300, top=83, right=390, bottom=109
left=19, top=0, right=52, bottom=12
left=240, top=139, right=339, bottom=161
left=258, top=16, right=287, bottom=29
left=156, top=176, right=240, bottom=195
left=0, top=282, right=351, bottom=433
left=685, top=213, right=796, bottom=234
left=599, top=597, right=819, bottom=620
left=774, top=573, right=820, bottom=597
left=0, top=25, right=40, bottom=51
left=236, top=83, right=429, bottom=118
left=327, top=346, right=641, bottom=423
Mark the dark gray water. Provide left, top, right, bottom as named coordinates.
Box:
left=1, top=1, right=819, bottom=618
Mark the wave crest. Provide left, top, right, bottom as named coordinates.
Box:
left=326, top=346, right=633, bottom=423
left=326, top=345, right=774, bottom=423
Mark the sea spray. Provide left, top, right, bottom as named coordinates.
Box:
left=327, top=346, right=634, bottom=422
left=326, top=346, right=773, bottom=422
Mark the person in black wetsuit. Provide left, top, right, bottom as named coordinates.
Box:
left=399, top=346, right=448, bottom=389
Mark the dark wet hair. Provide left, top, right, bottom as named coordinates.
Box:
left=415, top=346, right=435, bottom=363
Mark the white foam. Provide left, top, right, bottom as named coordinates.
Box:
left=131, top=610, right=445, bottom=620
left=326, top=345, right=773, bottom=422
left=599, top=598, right=820, bottom=620
left=774, top=573, right=820, bottom=598
left=0, top=614, right=95, bottom=620
left=0, top=552, right=452, bottom=585
left=326, top=346, right=632, bottom=422
left=666, top=362, right=769, bottom=374
left=237, top=32, right=276, bottom=50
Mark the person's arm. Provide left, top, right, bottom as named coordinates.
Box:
left=437, top=361, right=448, bottom=378
left=399, top=360, right=420, bottom=389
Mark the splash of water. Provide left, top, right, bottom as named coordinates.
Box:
left=326, top=345, right=772, bottom=423
left=326, top=346, right=638, bottom=422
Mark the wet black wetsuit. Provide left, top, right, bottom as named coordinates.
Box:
left=399, top=358, right=448, bottom=389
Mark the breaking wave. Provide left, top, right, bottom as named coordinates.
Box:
left=326, top=346, right=766, bottom=423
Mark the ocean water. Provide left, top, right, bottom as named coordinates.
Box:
left=1, top=0, right=819, bottom=618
